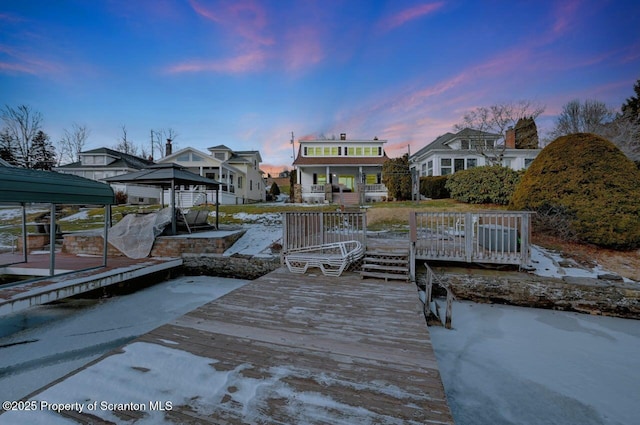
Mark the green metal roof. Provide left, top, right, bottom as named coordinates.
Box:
left=0, top=167, right=115, bottom=204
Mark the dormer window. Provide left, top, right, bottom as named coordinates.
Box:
left=214, top=152, right=226, bottom=160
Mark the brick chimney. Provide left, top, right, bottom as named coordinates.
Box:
left=340, top=133, right=346, bottom=140
left=505, top=127, right=515, bottom=149
left=165, top=138, right=172, bottom=156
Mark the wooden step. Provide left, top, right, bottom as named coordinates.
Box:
left=362, top=264, right=409, bottom=273
left=360, top=270, right=410, bottom=282
left=365, top=250, right=409, bottom=257
left=362, top=256, right=408, bottom=265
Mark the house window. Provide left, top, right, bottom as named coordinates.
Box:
left=524, top=158, right=534, bottom=168
left=313, top=174, right=327, bottom=185
left=467, top=158, right=477, bottom=169
left=191, top=154, right=204, bottom=161
left=421, top=163, right=427, bottom=176
left=303, top=147, right=308, bottom=156
left=364, top=147, right=372, bottom=156
left=461, top=140, right=470, bottom=150
left=344, top=147, right=348, bottom=156
left=502, top=158, right=512, bottom=168
left=441, top=158, right=452, bottom=175
left=238, top=176, right=243, bottom=188
left=250, top=180, right=253, bottom=190
left=177, top=153, right=190, bottom=162
left=427, top=160, right=433, bottom=176
left=214, top=152, right=226, bottom=160
left=454, top=159, right=465, bottom=173
left=347, top=147, right=355, bottom=156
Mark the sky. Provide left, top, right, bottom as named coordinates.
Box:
left=1, top=0, right=639, bottom=175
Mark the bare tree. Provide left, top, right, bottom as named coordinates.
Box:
left=549, top=98, right=639, bottom=161
left=0, top=104, right=43, bottom=168
left=113, top=125, right=138, bottom=156
left=151, top=128, right=178, bottom=158
left=455, top=100, right=545, bottom=165
left=58, top=123, right=90, bottom=165
left=550, top=99, right=614, bottom=138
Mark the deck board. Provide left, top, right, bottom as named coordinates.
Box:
left=143, top=267, right=453, bottom=423
left=11, top=267, right=453, bottom=424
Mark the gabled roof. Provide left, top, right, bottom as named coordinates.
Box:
left=411, top=128, right=501, bottom=159
left=56, top=147, right=154, bottom=170
left=0, top=167, right=115, bottom=204
left=207, top=144, right=232, bottom=151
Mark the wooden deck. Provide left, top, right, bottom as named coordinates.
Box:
left=12, top=267, right=453, bottom=424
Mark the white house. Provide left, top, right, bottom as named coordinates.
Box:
left=409, top=128, right=540, bottom=177
left=292, top=133, right=389, bottom=204
left=157, top=144, right=265, bottom=205
left=54, top=147, right=159, bottom=204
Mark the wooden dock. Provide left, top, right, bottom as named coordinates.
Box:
left=8, top=267, right=453, bottom=424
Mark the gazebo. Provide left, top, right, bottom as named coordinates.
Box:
left=104, top=163, right=222, bottom=234
left=0, top=166, right=115, bottom=276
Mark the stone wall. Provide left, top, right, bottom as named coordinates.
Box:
left=181, top=253, right=281, bottom=280
left=425, top=265, right=640, bottom=319
left=62, top=233, right=123, bottom=256
left=62, top=231, right=246, bottom=258
left=150, top=231, right=245, bottom=257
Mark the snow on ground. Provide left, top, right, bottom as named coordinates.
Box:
left=530, top=244, right=614, bottom=279
left=0, top=276, right=248, bottom=403
left=430, top=301, right=640, bottom=425
left=58, top=210, right=89, bottom=221
left=223, top=223, right=282, bottom=258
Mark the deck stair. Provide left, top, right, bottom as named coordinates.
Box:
left=360, top=247, right=410, bottom=282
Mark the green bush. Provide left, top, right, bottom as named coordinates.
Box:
left=510, top=133, right=640, bottom=249
left=445, top=165, right=522, bottom=205
left=419, top=176, right=450, bottom=199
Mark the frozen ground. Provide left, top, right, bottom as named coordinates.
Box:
left=0, top=276, right=247, bottom=404
left=430, top=301, right=640, bottom=425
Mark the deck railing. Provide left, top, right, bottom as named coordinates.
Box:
left=282, top=211, right=367, bottom=253
left=409, top=211, right=532, bottom=269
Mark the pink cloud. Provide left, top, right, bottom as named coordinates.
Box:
left=167, top=49, right=267, bottom=74
left=551, top=0, right=581, bottom=35
left=283, top=26, right=325, bottom=72
left=378, top=2, right=445, bottom=32
left=0, top=45, right=65, bottom=76
left=189, top=0, right=273, bottom=46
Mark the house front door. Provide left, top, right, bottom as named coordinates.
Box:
left=338, top=175, right=355, bottom=191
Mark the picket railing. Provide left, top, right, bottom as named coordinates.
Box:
left=409, top=211, right=532, bottom=268
left=282, top=211, right=367, bottom=253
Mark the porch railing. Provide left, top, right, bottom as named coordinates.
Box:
left=409, top=211, right=532, bottom=268
left=282, top=211, right=367, bottom=253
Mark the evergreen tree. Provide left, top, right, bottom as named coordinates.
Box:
left=0, top=128, right=19, bottom=165
left=382, top=154, right=412, bottom=201
left=514, top=117, right=539, bottom=149
left=621, top=79, right=640, bottom=124
left=269, top=181, right=281, bottom=198
left=31, top=130, right=56, bottom=170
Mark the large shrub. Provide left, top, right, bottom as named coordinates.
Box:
left=419, top=176, right=450, bottom=199
left=445, top=165, right=522, bottom=205
left=510, top=133, right=640, bottom=249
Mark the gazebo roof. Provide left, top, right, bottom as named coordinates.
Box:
left=103, top=163, right=221, bottom=188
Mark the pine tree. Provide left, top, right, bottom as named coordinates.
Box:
left=382, top=154, right=412, bottom=201
left=31, top=130, right=56, bottom=170
left=621, top=79, right=640, bottom=124
left=0, top=128, right=19, bottom=165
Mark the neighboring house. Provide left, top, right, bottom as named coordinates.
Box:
left=157, top=144, right=265, bottom=205
left=409, top=128, right=540, bottom=177
left=292, top=133, right=389, bottom=204
left=54, top=148, right=158, bottom=204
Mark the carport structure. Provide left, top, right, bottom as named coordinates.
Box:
left=0, top=166, right=115, bottom=279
